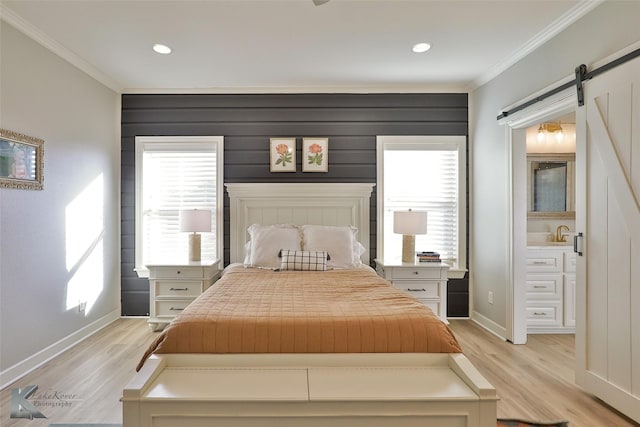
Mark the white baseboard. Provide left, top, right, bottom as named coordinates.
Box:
left=0, top=308, right=120, bottom=390
left=471, top=310, right=508, bottom=341
left=528, top=327, right=576, bottom=334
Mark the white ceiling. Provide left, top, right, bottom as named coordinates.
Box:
left=1, top=0, right=600, bottom=93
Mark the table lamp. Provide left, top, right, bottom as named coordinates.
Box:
left=393, top=209, right=428, bottom=263
left=179, top=209, right=211, bottom=262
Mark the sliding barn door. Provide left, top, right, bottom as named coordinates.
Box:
left=576, top=55, right=640, bottom=423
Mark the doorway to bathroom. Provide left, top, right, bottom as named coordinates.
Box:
left=500, top=87, right=577, bottom=345
left=524, top=113, right=576, bottom=335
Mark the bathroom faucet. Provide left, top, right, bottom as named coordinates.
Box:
left=555, top=225, right=570, bottom=242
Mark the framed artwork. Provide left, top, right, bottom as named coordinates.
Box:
left=0, top=128, right=44, bottom=190
left=302, top=137, right=328, bottom=172
left=270, top=138, right=296, bottom=172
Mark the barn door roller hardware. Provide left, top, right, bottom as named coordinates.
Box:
left=574, top=64, right=587, bottom=107
left=497, top=47, right=640, bottom=120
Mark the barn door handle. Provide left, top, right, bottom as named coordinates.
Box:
left=574, top=232, right=584, bottom=256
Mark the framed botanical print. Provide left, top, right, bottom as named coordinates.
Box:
left=302, top=137, right=328, bottom=172
left=269, top=138, right=296, bottom=172
left=0, top=128, right=44, bottom=190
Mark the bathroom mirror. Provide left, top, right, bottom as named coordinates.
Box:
left=527, top=153, right=575, bottom=218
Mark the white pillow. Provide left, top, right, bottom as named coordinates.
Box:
left=300, top=225, right=363, bottom=268
left=243, top=240, right=252, bottom=265
left=245, top=224, right=301, bottom=269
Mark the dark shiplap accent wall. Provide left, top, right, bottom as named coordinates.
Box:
left=121, top=93, right=468, bottom=316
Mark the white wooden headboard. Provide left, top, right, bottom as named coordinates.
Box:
left=225, top=183, right=375, bottom=264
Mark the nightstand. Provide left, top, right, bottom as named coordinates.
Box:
left=146, top=259, right=221, bottom=331
left=374, top=259, right=449, bottom=323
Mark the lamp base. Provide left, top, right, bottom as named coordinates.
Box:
left=188, top=233, right=201, bottom=262
left=401, top=234, right=415, bottom=263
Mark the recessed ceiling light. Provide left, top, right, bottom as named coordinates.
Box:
left=153, top=44, right=172, bottom=55
left=412, top=42, right=431, bottom=53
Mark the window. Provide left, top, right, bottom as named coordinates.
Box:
left=377, top=136, right=466, bottom=277
left=135, top=136, right=223, bottom=277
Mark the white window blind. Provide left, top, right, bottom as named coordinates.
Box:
left=378, top=136, right=465, bottom=271
left=135, top=137, right=222, bottom=274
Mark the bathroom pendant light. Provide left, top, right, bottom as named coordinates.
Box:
left=537, top=124, right=545, bottom=143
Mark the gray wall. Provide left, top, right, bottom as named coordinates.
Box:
left=0, top=23, right=120, bottom=385
left=470, top=1, right=640, bottom=334
left=121, top=93, right=468, bottom=316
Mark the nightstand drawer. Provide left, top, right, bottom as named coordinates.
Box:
left=374, top=259, right=449, bottom=323
left=156, top=280, right=203, bottom=298
left=390, top=267, right=442, bottom=280
left=147, top=260, right=220, bottom=331
left=150, top=266, right=207, bottom=279
left=393, top=281, right=440, bottom=299
left=156, top=300, right=192, bottom=317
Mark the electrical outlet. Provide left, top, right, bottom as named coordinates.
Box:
left=78, top=302, right=86, bottom=313
left=488, top=291, right=494, bottom=304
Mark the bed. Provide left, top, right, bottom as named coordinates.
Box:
left=123, top=183, right=497, bottom=427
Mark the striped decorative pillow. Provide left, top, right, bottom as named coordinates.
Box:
left=279, top=250, right=328, bottom=271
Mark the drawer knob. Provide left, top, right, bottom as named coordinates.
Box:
left=407, top=288, right=426, bottom=292
left=533, top=312, right=546, bottom=316
left=170, top=287, right=189, bottom=291
left=533, top=285, right=546, bottom=289
left=176, top=270, right=181, bottom=274
left=170, top=307, right=185, bottom=311
left=413, top=271, right=420, bottom=275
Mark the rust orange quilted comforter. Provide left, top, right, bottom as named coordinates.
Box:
left=138, top=265, right=461, bottom=370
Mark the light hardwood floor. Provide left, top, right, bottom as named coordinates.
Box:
left=448, top=320, right=638, bottom=427
left=0, top=318, right=637, bottom=426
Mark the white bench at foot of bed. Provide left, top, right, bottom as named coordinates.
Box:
left=123, top=353, right=497, bottom=427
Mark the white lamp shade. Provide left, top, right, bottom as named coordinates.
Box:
left=179, top=209, right=212, bottom=233
left=393, top=210, right=427, bottom=235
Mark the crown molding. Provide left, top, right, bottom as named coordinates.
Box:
left=2, top=1, right=605, bottom=96
left=120, top=84, right=469, bottom=94
left=468, top=0, right=605, bottom=91
left=0, top=4, right=123, bottom=93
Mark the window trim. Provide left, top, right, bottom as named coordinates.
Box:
left=134, top=135, right=224, bottom=278
left=376, top=135, right=467, bottom=279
